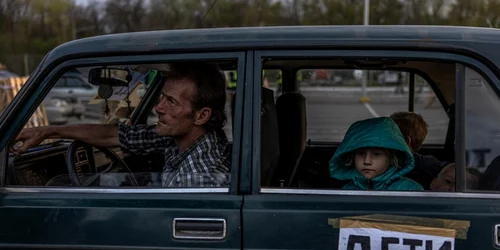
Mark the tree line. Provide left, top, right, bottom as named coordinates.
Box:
left=0, top=0, right=499, bottom=74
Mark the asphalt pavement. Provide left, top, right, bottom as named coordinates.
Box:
left=300, top=87, right=448, bottom=144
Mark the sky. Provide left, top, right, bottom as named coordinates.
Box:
left=75, top=0, right=92, bottom=6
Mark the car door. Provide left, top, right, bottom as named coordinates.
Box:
left=242, top=49, right=500, bottom=250
left=0, top=52, right=247, bottom=249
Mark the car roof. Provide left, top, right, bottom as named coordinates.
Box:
left=41, top=25, right=500, bottom=70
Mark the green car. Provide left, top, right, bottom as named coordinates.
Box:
left=1, top=25, right=500, bottom=249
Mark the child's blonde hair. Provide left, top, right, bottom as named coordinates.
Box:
left=342, top=147, right=403, bottom=169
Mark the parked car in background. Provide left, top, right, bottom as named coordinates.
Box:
left=43, top=98, right=71, bottom=125
left=0, top=67, right=70, bottom=125
left=2, top=99, right=71, bottom=125
left=48, top=69, right=98, bottom=119
left=377, top=70, right=402, bottom=85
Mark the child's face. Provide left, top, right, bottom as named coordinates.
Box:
left=354, top=147, right=391, bottom=180
left=430, top=164, right=455, bottom=191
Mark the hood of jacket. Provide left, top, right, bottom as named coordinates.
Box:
left=329, top=117, right=415, bottom=190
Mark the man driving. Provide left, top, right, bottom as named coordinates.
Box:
left=10, top=62, right=231, bottom=188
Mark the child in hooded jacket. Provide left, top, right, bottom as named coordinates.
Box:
left=329, top=117, right=423, bottom=191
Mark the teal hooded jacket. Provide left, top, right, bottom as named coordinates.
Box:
left=329, top=117, right=423, bottom=191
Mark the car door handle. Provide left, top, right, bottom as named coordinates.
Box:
left=495, top=224, right=500, bottom=247
left=173, top=218, right=226, bottom=240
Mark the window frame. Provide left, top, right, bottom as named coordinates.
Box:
left=0, top=52, right=247, bottom=195
left=252, top=49, right=500, bottom=197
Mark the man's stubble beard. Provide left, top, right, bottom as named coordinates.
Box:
left=156, top=110, right=197, bottom=137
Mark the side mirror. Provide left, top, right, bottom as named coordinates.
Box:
left=88, top=68, right=130, bottom=87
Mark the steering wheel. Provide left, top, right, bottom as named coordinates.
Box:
left=66, top=140, right=138, bottom=187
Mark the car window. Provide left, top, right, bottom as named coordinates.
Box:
left=464, top=66, right=500, bottom=191
left=259, top=58, right=455, bottom=192
left=40, top=66, right=147, bottom=127
left=8, top=61, right=238, bottom=190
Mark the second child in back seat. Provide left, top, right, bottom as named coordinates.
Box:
left=390, top=112, right=448, bottom=189
left=329, top=117, right=424, bottom=191
left=430, top=163, right=481, bottom=191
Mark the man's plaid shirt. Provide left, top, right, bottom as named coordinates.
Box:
left=117, top=123, right=231, bottom=188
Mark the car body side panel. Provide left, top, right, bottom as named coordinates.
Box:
left=0, top=192, right=242, bottom=249
left=242, top=193, right=494, bottom=250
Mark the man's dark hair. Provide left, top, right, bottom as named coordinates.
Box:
left=165, top=62, right=227, bottom=131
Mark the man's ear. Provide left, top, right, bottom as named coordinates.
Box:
left=194, top=107, right=212, bottom=126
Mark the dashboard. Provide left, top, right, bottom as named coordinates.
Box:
left=8, top=140, right=113, bottom=186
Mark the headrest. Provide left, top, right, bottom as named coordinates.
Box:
left=276, top=92, right=307, bottom=143
left=273, top=92, right=307, bottom=187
